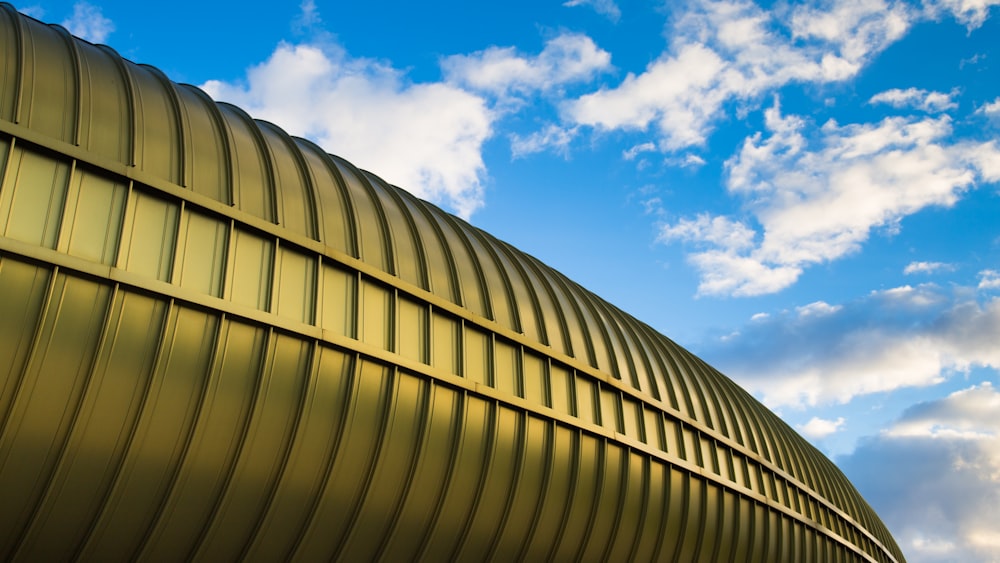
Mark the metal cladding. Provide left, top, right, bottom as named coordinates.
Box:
left=0, top=5, right=905, bottom=562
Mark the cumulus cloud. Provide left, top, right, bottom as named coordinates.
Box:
left=563, top=0, right=622, bottom=22
left=869, top=88, right=958, bottom=113
left=541, top=0, right=997, bottom=166
left=200, top=1, right=617, bottom=217
left=441, top=33, right=611, bottom=98
left=569, top=43, right=728, bottom=149
left=839, top=382, right=1000, bottom=562
left=204, top=42, right=493, bottom=218
left=565, top=0, right=911, bottom=150
left=904, top=261, right=954, bottom=275
left=797, top=416, right=846, bottom=439
left=699, top=283, right=1000, bottom=407
left=61, top=1, right=114, bottom=43
left=660, top=100, right=1000, bottom=296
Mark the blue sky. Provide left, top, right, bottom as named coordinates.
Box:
left=18, top=0, right=1000, bottom=560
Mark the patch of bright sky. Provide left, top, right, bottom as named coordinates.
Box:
left=16, top=1, right=1000, bottom=560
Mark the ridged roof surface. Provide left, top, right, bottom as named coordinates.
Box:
left=0, top=4, right=904, bottom=562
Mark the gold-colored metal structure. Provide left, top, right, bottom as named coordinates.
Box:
left=0, top=5, right=905, bottom=562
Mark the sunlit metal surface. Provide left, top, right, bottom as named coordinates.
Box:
left=0, top=4, right=905, bottom=561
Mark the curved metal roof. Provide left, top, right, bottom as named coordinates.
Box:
left=0, top=4, right=904, bottom=562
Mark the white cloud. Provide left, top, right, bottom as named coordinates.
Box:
left=977, top=97, right=1000, bottom=118
left=659, top=213, right=756, bottom=252
left=839, top=382, right=1000, bottom=562
left=979, top=269, right=1000, bottom=290
left=869, top=88, right=958, bottom=113
left=201, top=3, right=618, bottom=218
left=684, top=250, right=801, bottom=297
left=509, top=124, right=578, bottom=159
left=904, top=261, right=954, bottom=275
left=563, top=0, right=622, bottom=22
left=640, top=196, right=664, bottom=216
left=441, top=33, right=611, bottom=98
left=797, top=416, right=846, bottom=439
left=623, top=142, right=657, bottom=160
left=61, top=1, right=113, bottom=43
left=661, top=100, right=1000, bottom=296
left=886, top=382, right=1000, bottom=440
left=796, top=300, right=842, bottom=317
left=568, top=43, right=729, bottom=150
left=665, top=153, right=708, bottom=168
left=923, top=0, right=1000, bottom=28
left=788, top=0, right=912, bottom=59
left=203, top=42, right=494, bottom=219
left=294, top=0, right=321, bottom=32
left=699, top=284, right=1000, bottom=407
left=565, top=0, right=912, bottom=151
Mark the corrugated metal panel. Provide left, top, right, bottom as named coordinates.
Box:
left=0, top=4, right=905, bottom=562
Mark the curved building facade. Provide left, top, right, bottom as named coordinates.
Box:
left=0, top=5, right=904, bottom=562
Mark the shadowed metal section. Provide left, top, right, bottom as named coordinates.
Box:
left=0, top=5, right=905, bottom=562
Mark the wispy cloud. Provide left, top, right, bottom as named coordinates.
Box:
left=698, top=283, right=1000, bottom=407
left=293, top=0, right=321, bottom=33
left=869, top=88, right=958, bottom=113
left=904, top=261, right=954, bottom=275
left=509, top=124, right=578, bottom=159
left=796, top=300, right=842, bottom=317
left=923, top=0, right=1000, bottom=28
left=659, top=100, right=1000, bottom=297
left=563, top=0, right=622, bottom=23
left=839, top=382, right=1000, bottom=562
left=623, top=142, right=656, bottom=160
left=16, top=5, right=44, bottom=18
left=665, top=153, right=708, bottom=168
left=61, top=1, right=114, bottom=43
